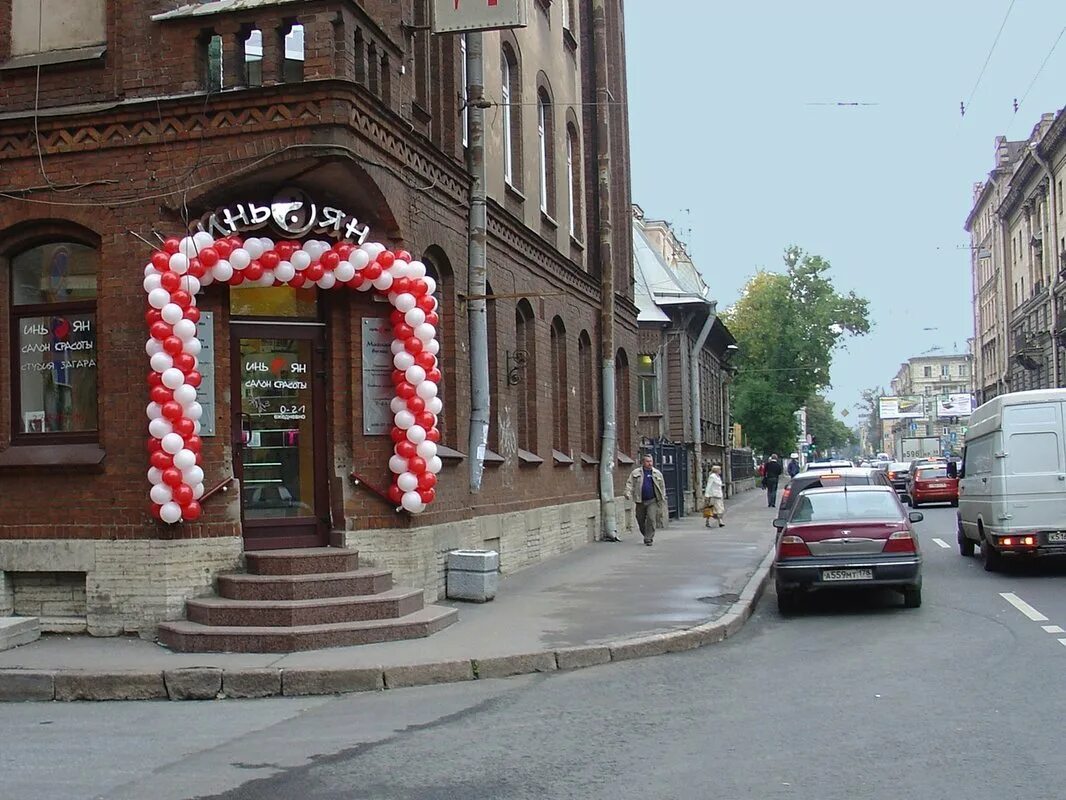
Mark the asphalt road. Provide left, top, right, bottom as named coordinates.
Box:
left=7, top=504, right=1066, bottom=800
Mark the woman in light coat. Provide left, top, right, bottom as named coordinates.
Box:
left=703, top=464, right=725, bottom=528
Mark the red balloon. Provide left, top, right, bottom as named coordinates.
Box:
left=387, top=484, right=404, bottom=504
left=174, top=418, right=195, bottom=437
left=147, top=437, right=162, bottom=453
left=363, top=263, right=382, bottom=280
left=391, top=369, right=406, bottom=385
left=187, top=258, right=205, bottom=279
left=416, top=411, right=435, bottom=429
left=150, top=321, right=172, bottom=340
left=407, top=396, right=425, bottom=414
left=396, top=249, right=412, bottom=262
left=195, top=451, right=203, bottom=465
left=290, top=273, right=306, bottom=288
left=409, top=456, right=427, bottom=474
left=228, top=271, right=245, bottom=286
left=404, top=337, right=423, bottom=355
left=163, top=237, right=181, bottom=254
left=174, top=353, right=196, bottom=373
left=147, top=371, right=163, bottom=387
left=426, top=368, right=442, bottom=384
left=321, top=251, right=340, bottom=270
left=198, top=247, right=219, bottom=267
left=417, top=295, right=435, bottom=313
left=184, top=306, right=201, bottom=323
left=150, top=386, right=173, bottom=405
left=160, top=274, right=181, bottom=296
left=397, top=440, right=417, bottom=459
left=162, top=467, right=182, bottom=487
left=171, top=290, right=192, bottom=309
left=145, top=308, right=163, bottom=325
left=348, top=274, right=365, bottom=289
left=418, top=488, right=436, bottom=504
left=390, top=426, right=406, bottom=443
left=163, top=336, right=183, bottom=356
left=181, top=500, right=202, bottom=521
left=426, top=427, right=441, bottom=443
left=185, top=370, right=203, bottom=388
left=337, top=244, right=354, bottom=259
left=417, top=472, right=437, bottom=491
left=411, top=280, right=429, bottom=297
left=377, top=251, right=395, bottom=268
left=397, top=381, right=416, bottom=399
left=184, top=435, right=203, bottom=453
left=150, top=502, right=162, bottom=519
left=260, top=250, right=280, bottom=269
left=305, top=263, right=324, bottom=282
left=415, top=352, right=436, bottom=371
left=173, top=484, right=194, bottom=506
left=214, top=239, right=233, bottom=258
left=390, top=309, right=405, bottom=327
left=150, top=450, right=173, bottom=470
left=426, top=312, right=440, bottom=326
left=151, top=251, right=170, bottom=271
left=162, top=401, right=183, bottom=421
left=393, top=277, right=412, bottom=295
left=394, top=323, right=414, bottom=340
left=244, top=262, right=264, bottom=281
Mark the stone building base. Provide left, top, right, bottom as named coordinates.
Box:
left=0, top=538, right=242, bottom=638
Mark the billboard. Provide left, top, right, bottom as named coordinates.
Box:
left=432, top=0, right=528, bottom=33
left=936, top=393, right=975, bottom=418
left=879, top=396, right=925, bottom=419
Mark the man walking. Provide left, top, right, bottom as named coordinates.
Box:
left=624, top=454, right=667, bottom=546
left=787, top=453, right=801, bottom=478
left=703, top=464, right=725, bottom=528
left=763, top=453, right=783, bottom=507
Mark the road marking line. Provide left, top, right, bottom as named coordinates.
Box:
left=931, top=538, right=951, bottom=549
left=1058, top=639, right=1066, bottom=648
left=1000, top=592, right=1049, bottom=622
left=1044, top=625, right=1065, bottom=634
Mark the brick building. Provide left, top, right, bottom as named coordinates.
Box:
left=0, top=0, right=637, bottom=643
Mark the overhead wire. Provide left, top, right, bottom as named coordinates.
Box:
left=1006, top=24, right=1066, bottom=134
left=960, top=0, right=1017, bottom=118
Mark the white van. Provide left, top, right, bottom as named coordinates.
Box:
left=956, top=389, right=1066, bottom=570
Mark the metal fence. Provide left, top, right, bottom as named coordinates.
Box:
left=640, top=438, right=688, bottom=519
left=730, top=448, right=756, bottom=481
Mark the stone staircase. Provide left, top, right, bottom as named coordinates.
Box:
left=157, top=548, right=457, bottom=653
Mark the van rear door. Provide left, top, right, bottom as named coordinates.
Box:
left=1002, top=401, right=1066, bottom=533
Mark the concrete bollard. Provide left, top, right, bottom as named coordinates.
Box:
left=446, top=549, right=499, bottom=602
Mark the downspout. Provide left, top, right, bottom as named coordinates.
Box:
left=690, top=303, right=717, bottom=508
left=466, top=32, right=491, bottom=492
left=1032, top=147, right=1060, bottom=386
left=592, top=0, right=617, bottom=540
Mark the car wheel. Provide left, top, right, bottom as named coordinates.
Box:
left=982, top=538, right=1002, bottom=572
left=958, top=526, right=975, bottom=557
left=776, top=585, right=800, bottom=616
left=950, top=499, right=959, bottom=508
left=902, top=585, right=922, bottom=608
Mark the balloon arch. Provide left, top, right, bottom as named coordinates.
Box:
left=142, top=231, right=442, bottom=524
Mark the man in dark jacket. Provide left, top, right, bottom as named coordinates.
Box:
left=763, top=454, right=784, bottom=507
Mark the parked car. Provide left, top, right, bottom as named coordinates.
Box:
left=957, top=388, right=1066, bottom=570
left=773, top=485, right=924, bottom=614
left=907, top=463, right=958, bottom=508
left=805, top=460, right=854, bottom=471
left=885, top=461, right=911, bottom=499
left=907, top=456, right=946, bottom=477
left=779, top=467, right=892, bottom=518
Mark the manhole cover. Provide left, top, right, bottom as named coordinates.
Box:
left=697, top=593, right=739, bottom=605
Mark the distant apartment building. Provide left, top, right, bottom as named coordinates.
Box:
left=883, top=354, right=973, bottom=457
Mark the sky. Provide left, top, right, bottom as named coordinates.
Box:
left=624, top=0, right=1066, bottom=421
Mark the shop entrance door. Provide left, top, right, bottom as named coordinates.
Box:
left=232, top=322, right=328, bottom=550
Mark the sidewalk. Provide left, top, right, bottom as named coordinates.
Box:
left=0, top=487, right=777, bottom=701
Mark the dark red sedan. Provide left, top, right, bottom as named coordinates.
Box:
left=773, top=485, right=924, bottom=614
left=907, top=463, right=959, bottom=508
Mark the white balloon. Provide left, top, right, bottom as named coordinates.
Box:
left=394, top=293, right=416, bottom=313
left=404, top=308, right=426, bottom=327
left=193, top=420, right=202, bottom=435
left=291, top=250, right=311, bottom=270
left=334, top=261, right=355, bottom=282
left=317, top=272, right=337, bottom=290
left=146, top=402, right=163, bottom=420
left=193, top=231, right=215, bottom=250
left=160, top=501, right=182, bottom=524
left=406, top=424, right=427, bottom=444
left=173, top=449, right=196, bottom=470
left=426, top=397, right=443, bottom=415
left=162, top=368, right=186, bottom=390
left=180, top=276, right=201, bottom=295
left=416, top=380, right=438, bottom=400
left=258, top=237, right=274, bottom=251
left=178, top=236, right=198, bottom=258
left=161, top=303, right=184, bottom=325
left=393, top=351, right=415, bottom=371
left=145, top=338, right=163, bottom=357
left=199, top=270, right=215, bottom=287
left=397, top=472, right=419, bottom=493
left=147, top=467, right=164, bottom=485
left=192, top=482, right=205, bottom=500
left=405, top=365, right=426, bottom=385
left=148, top=288, right=171, bottom=309
left=254, top=270, right=275, bottom=288
left=182, top=338, right=202, bottom=358
left=394, top=410, right=415, bottom=430
left=144, top=263, right=159, bottom=277
left=148, top=418, right=172, bottom=438
left=143, top=274, right=162, bottom=293
left=390, top=259, right=409, bottom=276
left=150, top=483, right=173, bottom=504
left=414, top=323, right=436, bottom=343
left=427, top=455, right=443, bottom=474
left=390, top=396, right=408, bottom=414
left=212, top=259, right=234, bottom=282
left=408, top=260, right=427, bottom=278
left=350, top=249, right=370, bottom=269
left=425, top=338, right=440, bottom=355
left=185, top=401, right=204, bottom=421
left=391, top=339, right=406, bottom=355
left=173, top=319, right=197, bottom=341
left=401, top=491, right=425, bottom=513
left=416, top=440, right=438, bottom=459
left=174, top=384, right=197, bottom=406
left=389, top=455, right=409, bottom=474
left=150, top=352, right=173, bottom=373
left=183, top=465, right=204, bottom=486
left=244, top=238, right=265, bottom=259
left=169, top=253, right=190, bottom=275
left=356, top=278, right=374, bottom=292
left=161, top=432, right=185, bottom=454
left=274, top=261, right=296, bottom=283
left=422, top=276, right=437, bottom=296
left=230, top=248, right=251, bottom=270
left=373, top=272, right=394, bottom=291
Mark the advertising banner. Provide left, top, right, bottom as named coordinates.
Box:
left=878, top=396, right=924, bottom=419
left=936, top=393, right=975, bottom=418
left=432, top=0, right=528, bottom=33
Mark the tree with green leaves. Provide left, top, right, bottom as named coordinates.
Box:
left=805, top=393, right=857, bottom=456
left=724, top=247, right=870, bottom=455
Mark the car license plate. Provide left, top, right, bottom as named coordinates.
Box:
left=1048, top=532, right=1066, bottom=543
left=822, top=568, right=873, bottom=581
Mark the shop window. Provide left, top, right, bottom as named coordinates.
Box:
left=10, top=0, right=105, bottom=56
left=637, top=353, right=658, bottom=413
left=550, top=317, right=568, bottom=452
left=10, top=242, right=99, bottom=440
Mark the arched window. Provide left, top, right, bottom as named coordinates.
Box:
left=615, top=349, right=631, bottom=456
left=550, top=317, right=568, bottom=453
left=515, top=300, right=537, bottom=454
left=485, top=279, right=499, bottom=453
left=10, top=240, right=99, bottom=441
left=578, top=330, right=595, bottom=456
left=566, top=121, right=582, bottom=240
left=537, top=86, right=555, bottom=216
left=501, top=42, right=522, bottom=187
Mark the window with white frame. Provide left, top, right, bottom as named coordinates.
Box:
left=566, top=126, right=576, bottom=235
left=502, top=56, right=512, bottom=184
left=538, top=95, right=548, bottom=212
left=460, top=34, right=468, bottom=148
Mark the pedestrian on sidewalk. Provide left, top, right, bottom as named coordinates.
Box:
left=703, top=464, right=725, bottom=528
left=624, top=454, right=666, bottom=546
left=762, top=453, right=783, bottom=507
left=787, top=453, right=801, bottom=478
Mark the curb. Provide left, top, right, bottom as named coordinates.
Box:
left=0, top=548, right=776, bottom=703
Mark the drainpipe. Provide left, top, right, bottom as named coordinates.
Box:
left=466, top=32, right=491, bottom=493
left=592, top=0, right=617, bottom=540
left=1032, top=147, right=1061, bottom=386
left=690, top=302, right=717, bottom=508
